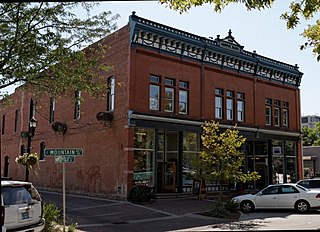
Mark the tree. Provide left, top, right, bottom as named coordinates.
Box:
left=0, top=2, right=120, bottom=99
left=160, top=0, right=320, bottom=61
left=199, top=121, right=260, bottom=202
left=302, top=122, right=320, bottom=146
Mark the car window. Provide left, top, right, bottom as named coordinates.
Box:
left=262, top=186, right=279, bottom=195
left=310, top=180, right=320, bottom=188
left=1, top=185, right=35, bottom=205
left=298, top=181, right=309, bottom=188
left=280, top=185, right=299, bottom=194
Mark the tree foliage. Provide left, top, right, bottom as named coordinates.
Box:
left=302, top=122, right=320, bottom=146
left=160, top=0, right=320, bottom=61
left=0, top=2, right=119, bottom=99
left=199, top=121, right=260, bottom=201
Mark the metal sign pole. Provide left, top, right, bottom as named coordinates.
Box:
left=63, top=161, right=66, bottom=232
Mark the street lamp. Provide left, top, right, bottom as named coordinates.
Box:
left=25, top=117, right=37, bottom=181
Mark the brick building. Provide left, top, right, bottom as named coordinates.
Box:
left=0, top=12, right=303, bottom=198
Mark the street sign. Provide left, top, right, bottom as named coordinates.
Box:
left=55, top=156, right=75, bottom=163
left=44, top=148, right=83, bottom=156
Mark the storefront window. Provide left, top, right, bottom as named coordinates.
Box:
left=133, top=128, right=154, bottom=186
left=285, top=141, right=296, bottom=183
left=272, top=140, right=283, bottom=183
left=182, top=132, right=199, bottom=187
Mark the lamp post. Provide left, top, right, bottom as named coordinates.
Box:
left=25, top=117, right=37, bottom=182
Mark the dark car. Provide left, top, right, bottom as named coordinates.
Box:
left=296, top=178, right=320, bottom=191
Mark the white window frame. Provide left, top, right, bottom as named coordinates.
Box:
left=179, top=89, right=188, bottom=114
left=266, top=105, right=272, bottom=125
left=274, top=107, right=280, bottom=127
left=226, top=98, right=234, bottom=120
left=283, top=108, right=288, bottom=127
left=150, top=85, right=160, bottom=110
left=237, top=100, right=244, bottom=122
left=165, top=87, right=174, bottom=112
left=215, top=96, right=223, bottom=119
left=108, top=76, right=115, bottom=112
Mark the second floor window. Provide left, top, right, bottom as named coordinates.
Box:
left=108, top=76, right=115, bottom=112
left=150, top=75, right=160, bottom=110
left=237, top=92, right=245, bottom=122
left=165, top=78, right=175, bottom=112
left=179, top=81, right=188, bottom=114
left=215, top=88, right=223, bottom=119
left=226, top=91, right=234, bottom=121
left=165, top=87, right=174, bottom=112
left=265, top=98, right=272, bottom=125
left=74, top=90, right=81, bottom=120
left=282, top=101, right=289, bottom=127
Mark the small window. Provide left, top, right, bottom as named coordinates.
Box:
left=49, top=97, right=55, bottom=123
left=40, top=142, right=46, bottom=160
left=150, top=75, right=160, bottom=83
left=265, top=98, right=272, bottom=105
left=165, top=78, right=175, bottom=86
left=274, top=107, right=280, bottom=127
left=14, top=110, right=18, bottom=133
left=107, top=76, right=115, bottom=112
left=179, top=81, right=188, bottom=89
left=2, top=114, right=5, bottom=135
left=215, top=88, right=223, bottom=95
left=226, top=90, right=234, bottom=97
left=74, top=90, right=81, bottom=120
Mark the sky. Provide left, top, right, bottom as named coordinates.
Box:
left=85, top=0, right=320, bottom=117
left=4, top=1, right=320, bottom=116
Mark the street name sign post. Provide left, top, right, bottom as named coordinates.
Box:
left=44, top=148, right=83, bottom=232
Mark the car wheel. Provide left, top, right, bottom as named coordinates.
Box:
left=295, top=200, right=309, bottom=213
left=240, top=200, right=254, bottom=213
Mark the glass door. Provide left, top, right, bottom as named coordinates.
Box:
left=156, top=130, right=179, bottom=193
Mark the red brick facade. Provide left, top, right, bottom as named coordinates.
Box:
left=0, top=13, right=303, bottom=198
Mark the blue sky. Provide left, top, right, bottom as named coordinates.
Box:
left=86, top=1, right=320, bottom=116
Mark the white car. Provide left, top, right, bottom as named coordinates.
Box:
left=1, top=179, right=45, bottom=232
left=232, top=183, right=320, bottom=213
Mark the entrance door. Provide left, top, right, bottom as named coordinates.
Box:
left=255, top=159, right=268, bottom=190
left=156, top=131, right=179, bottom=193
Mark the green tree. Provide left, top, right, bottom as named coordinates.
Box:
left=199, top=121, right=260, bottom=202
left=302, top=122, right=320, bottom=146
left=160, top=0, right=320, bottom=61
left=0, top=2, right=119, bottom=99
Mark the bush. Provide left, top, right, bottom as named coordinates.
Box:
left=127, top=185, right=155, bottom=203
left=205, top=200, right=240, bottom=218
left=43, top=202, right=62, bottom=232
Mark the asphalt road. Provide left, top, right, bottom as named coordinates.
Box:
left=40, top=191, right=320, bottom=231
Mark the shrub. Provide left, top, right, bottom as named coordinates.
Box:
left=205, top=200, right=240, bottom=218
left=127, top=185, right=155, bottom=203
left=43, top=202, right=62, bottom=232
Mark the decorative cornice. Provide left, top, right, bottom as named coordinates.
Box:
left=129, top=12, right=303, bottom=88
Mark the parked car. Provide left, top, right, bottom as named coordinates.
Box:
left=296, top=178, right=320, bottom=191
left=1, top=179, right=45, bottom=232
left=231, top=183, right=320, bottom=213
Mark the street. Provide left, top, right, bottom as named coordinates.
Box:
left=40, top=191, right=320, bottom=231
